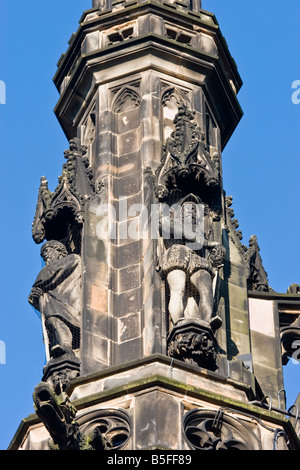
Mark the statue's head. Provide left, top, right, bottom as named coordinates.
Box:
left=178, top=194, right=203, bottom=225
left=181, top=201, right=198, bottom=221
left=41, top=240, right=68, bottom=265
left=249, top=235, right=258, bottom=245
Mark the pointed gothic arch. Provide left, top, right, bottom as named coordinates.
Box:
left=112, top=86, right=141, bottom=113
left=161, top=86, right=190, bottom=142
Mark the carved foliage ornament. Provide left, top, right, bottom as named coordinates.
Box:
left=155, top=104, right=219, bottom=201
left=32, top=138, right=95, bottom=244
left=225, top=196, right=270, bottom=292
left=224, top=195, right=246, bottom=253
left=168, top=329, right=217, bottom=369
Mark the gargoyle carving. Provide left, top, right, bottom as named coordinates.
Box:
left=155, top=105, right=219, bottom=201
left=33, top=382, right=132, bottom=451
left=33, top=382, right=107, bottom=451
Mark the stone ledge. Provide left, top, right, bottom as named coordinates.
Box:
left=9, top=355, right=298, bottom=450
left=68, top=354, right=255, bottom=403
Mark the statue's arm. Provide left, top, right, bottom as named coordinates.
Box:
left=204, top=240, right=220, bottom=248
left=28, top=286, right=44, bottom=310
left=28, top=256, right=80, bottom=309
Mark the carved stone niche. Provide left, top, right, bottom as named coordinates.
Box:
left=183, top=408, right=261, bottom=451
left=157, top=192, right=224, bottom=371
left=167, top=318, right=221, bottom=371
left=30, top=137, right=96, bottom=390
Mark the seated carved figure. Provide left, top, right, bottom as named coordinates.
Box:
left=29, top=240, right=82, bottom=360
left=159, top=195, right=225, bottom=327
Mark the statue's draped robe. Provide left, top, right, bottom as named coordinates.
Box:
left=32, top=254, right=82, bottom=329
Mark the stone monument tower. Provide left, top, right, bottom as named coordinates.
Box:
left=10, top=0, right=300, bottom=451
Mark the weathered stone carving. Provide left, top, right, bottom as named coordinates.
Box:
left=29, top=137, right=92, bottom=386
left=161, top=86, right=188, bottom=109
left=155, top=104, right=219, bottom=202
left=77, top=409, right=131, bottom=450
left=32, top=138, right=95, bottom=246
left=225, top=196, right=270, bottom=292
left=33, top=382, right=131, bottom=451
left=28, top=240, right=82, bottom=364
left=154, top=106, right=224, bottom=370
left=43, top=365, right=81, bottom=396
left=82, top=110, right=96, bottom=147
left=245, top=235, right=269, bottom=292
left=157, top=192, right=224, bottom=369
left=161, top=86, right=190, bottom=142
left=158, top=194, right=225, bottom=328
left=280, top=309, right=300, bottom=365
left=184, top=408, right=261, bottom=450
left=287, top=284, right=300, bottom=294
left=33, top=382, right=106, bottom=451
left=224, top=195, right=247, bottom=255
left=168, top=320, right=218, bottom=369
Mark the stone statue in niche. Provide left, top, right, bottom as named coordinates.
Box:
left=29, top=240, right=82, bottom=361
left=159, top=194, right=225, bottom=329
left=158, top=194, right=225, bottom=369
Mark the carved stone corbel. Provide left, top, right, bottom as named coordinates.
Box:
left=167, top=318, right=220, bottom=371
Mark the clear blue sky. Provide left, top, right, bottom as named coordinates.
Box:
left=0, top=0, right=299, bottom=450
